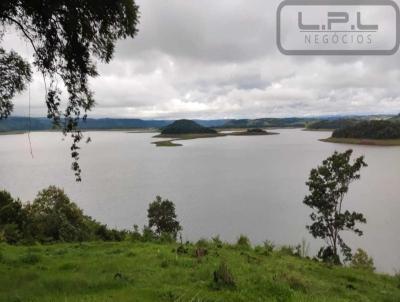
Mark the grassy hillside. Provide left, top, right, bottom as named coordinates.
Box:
left=0, top=241, right=398, bottom=302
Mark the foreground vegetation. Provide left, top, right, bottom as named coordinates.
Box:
left=1, top=150, right=398, bottom=301
left=1, top=240, right=399, bottom=302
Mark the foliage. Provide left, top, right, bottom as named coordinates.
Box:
left=0, top=0, right=140, bottom=180
left=332, top=120, right=400, bottom=140
left=303, top=150, right=367, bottom=263
left=0, top=187, right=127, bottom=244
left=24, top=186, right=96, bottom=242
left=235, top=235, right=251, bottom=250
left=263, top=240, right=275, bottom=256
left=212, top=261, right=236, bottom=289
left=351, top=248, right=375, bottom=271
left=211, top=235, right=223, bottom=248
left=0, top=48, right=32, bottom=119
left=0, top=190, right=25, bottom=243
left=147, top=196, right=182, bottom=239
left=278, top=245, right=296, bottom=256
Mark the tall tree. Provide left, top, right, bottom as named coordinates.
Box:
left=303, top=149, right=367, bottom=264
left=0, top=1, right=140, bottom=180
left=147, top=196, right=182, bottom=239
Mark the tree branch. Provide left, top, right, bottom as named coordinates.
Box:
left=1, top=15, right=40, bottom=59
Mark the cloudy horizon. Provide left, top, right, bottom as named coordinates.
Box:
left=4, top=0, right=400, bottom=120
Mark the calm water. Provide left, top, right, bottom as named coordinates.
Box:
left=1, top=129, right=399, bottom=273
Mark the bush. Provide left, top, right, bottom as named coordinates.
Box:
left=141, top=225, right=156, bottom=242
left=211, top=235, right=223, bottom=248
left=236, top=235, right=251, bottom=250
left=263, top=240, right=275, bottom=256
left=196, top=238, right=210, bottom=248
left=295, top=239, right=310, bottom=258
left=20, top=253, right=41, bottom=265
left=130, top=225, right=142, bottom=241
left=351, top=249, right=375, bottom=271
left=317, top=246, right=340, bottom=265
left=279, top=245, right=296, bottom=256
left=213, top=261, right=236, bottom=289
left=394, top=270, right=400, bottom=289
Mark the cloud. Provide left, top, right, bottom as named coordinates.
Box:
left=3, top=0, right=400, bottom=119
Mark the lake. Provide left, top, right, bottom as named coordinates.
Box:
left=1, top=129, right=399, bottom=273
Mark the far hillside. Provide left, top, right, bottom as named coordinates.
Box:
left=161, top=119, right=217, bottom=135
left=220, top=117, right=314, bottom=129
left=307, top=118, right=358, bottom=130
left=390, top=113, right=400, bottom=123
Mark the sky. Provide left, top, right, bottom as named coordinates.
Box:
left=4, top=0, right=400, bottom=119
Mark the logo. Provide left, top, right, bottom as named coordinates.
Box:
left=277, top=0, right=400, bottom=55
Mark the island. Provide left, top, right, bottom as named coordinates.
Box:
left=152, top=120, right=279, bottom=146
left=321, top=120, right=400, bottom=146
left=230, top=128, right=278, bottom=136
left=152, top=119, right=224, bottom=146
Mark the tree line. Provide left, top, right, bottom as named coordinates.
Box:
left=0, top=149, right=370, bottom=267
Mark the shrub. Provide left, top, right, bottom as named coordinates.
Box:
left=394, top=270, right=400, bottom=289
left=295, top=239, right=310, bottom=258
left=213, top=261, right=236, bottom=289
left=196, top=238, right=210, bottom=248
left=351, top=249, right=375, bottom=271
left=236, top=235, right=251, bottom=250
left=211, top=235, right=223, bottom=248
left=20, top=253, right=41, bottom=265
left=263, top=240, right=275, bottom=256
left=130, top=225, right=142, bottom=241
left=279, top=245, right=296, bottom=256
left=317, top=246, right=340, bottom=265
left=141, top=225, right=156, bottom=242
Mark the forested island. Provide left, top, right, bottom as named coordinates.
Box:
left=322, top=120, right=400, bottom=146
left=230, top=128, right=278, bottom=136
left=153, top=120, right=279, bottom=146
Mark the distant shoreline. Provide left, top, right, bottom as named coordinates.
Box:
left=320, top=137, right=400, bottom=146
left=152, top=130, right=280, bottom=147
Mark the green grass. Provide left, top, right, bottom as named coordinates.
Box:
left=0, top=241, right=399, bottom=301
left=320, top=137, right=400, bottom=146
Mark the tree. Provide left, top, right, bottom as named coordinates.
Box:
left=303, top=150, right=367, bottom=264
left=25, top=186, right=91, bottom=242
left=0, top=1, right=140, bottom=180
left=0, top=190, right=26, bottom=243
left=147, top=196, right=182, bottom=239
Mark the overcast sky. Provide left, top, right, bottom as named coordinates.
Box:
left=5, top=0, right=400, bottom=119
